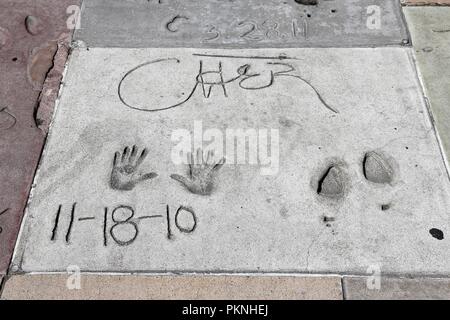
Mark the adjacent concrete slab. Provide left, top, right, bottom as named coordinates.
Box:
left=13, top=47, right=450, bottom=276
left=0, top=0, right=79, bottom=275
left=402, top=0, right=450, bottom=5
left=74, top=0, right=409, bottom=48
left=1, top=274, right=342, bottom=300
left=343, top=277, right=450, bottom=299
left=404, top=7, right=450, bottom=169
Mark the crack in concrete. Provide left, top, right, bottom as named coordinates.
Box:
left=305, top=227, right=326, bottom=271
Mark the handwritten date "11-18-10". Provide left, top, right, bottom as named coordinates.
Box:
left=51, top=203, right=197, bottom=247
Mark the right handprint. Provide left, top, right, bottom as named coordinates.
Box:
left=170, top=148, right=225, bottom=196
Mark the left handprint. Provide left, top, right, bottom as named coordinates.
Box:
left=110, top=145, right=158, bottom=191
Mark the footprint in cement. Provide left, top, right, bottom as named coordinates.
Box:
left=171, top=148, right=225, bottom=196
left=295, top=0, right=318, bottom=5
left=362, top=151, right=398, bottom=212
left=317, top=164, right=348, bottom=199
left=363, top=151, right=394, bottom=184
left=25, top=16, right=44, bottom=35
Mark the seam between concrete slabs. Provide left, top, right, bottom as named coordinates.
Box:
left=13, top=271, right=344, bottom=277
left=0, top=277, right=4, bottom=298
left=69, top=43, right=414, bottom=50
left=399, top=2, right=414, bottom=46
left=402, top=4, right=450, bottom=6
left=9, top=269, right=450, bottom=279
left=341, top=277, right=348, bottom=300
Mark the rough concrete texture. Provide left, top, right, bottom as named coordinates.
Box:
left=404, top=8, right=450, bottom=169
left=343, top=277, right=450, bottom=300
left=1, top=274, right=343, bottom=300
left=74, top=0, right=409, bottom=48
left=12, top=47, right=450, bottom=275
left=0, top=0, right=80, bottom=275
left=402, top=0, right=450, bottom=5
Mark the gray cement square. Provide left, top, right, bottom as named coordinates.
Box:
left=12, top=47, right=450, bottom=276
left=74, top=0, right=409, bottom=48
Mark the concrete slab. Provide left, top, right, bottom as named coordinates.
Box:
left=12, top=47, right=450, bottom=276
left=0, top=0, right=80, bottom=275
left=402, top=1, right=450, bottom=5
left=343, top=277, right=450, bottom=300
left=404, top=7, right=450, bottom=169
left=74, top=0, right=409, bottom=48
left=1, top=274, right=342, bottom=300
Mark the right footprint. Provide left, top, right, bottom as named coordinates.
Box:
left=363, top=151, right=394, bottom=184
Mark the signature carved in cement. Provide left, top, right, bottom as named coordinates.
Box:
left=171, top=149, right=225, bottom=195
left=118, top=55, right=338, bottom=114
left=110, top=145, right=158, bottom=191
